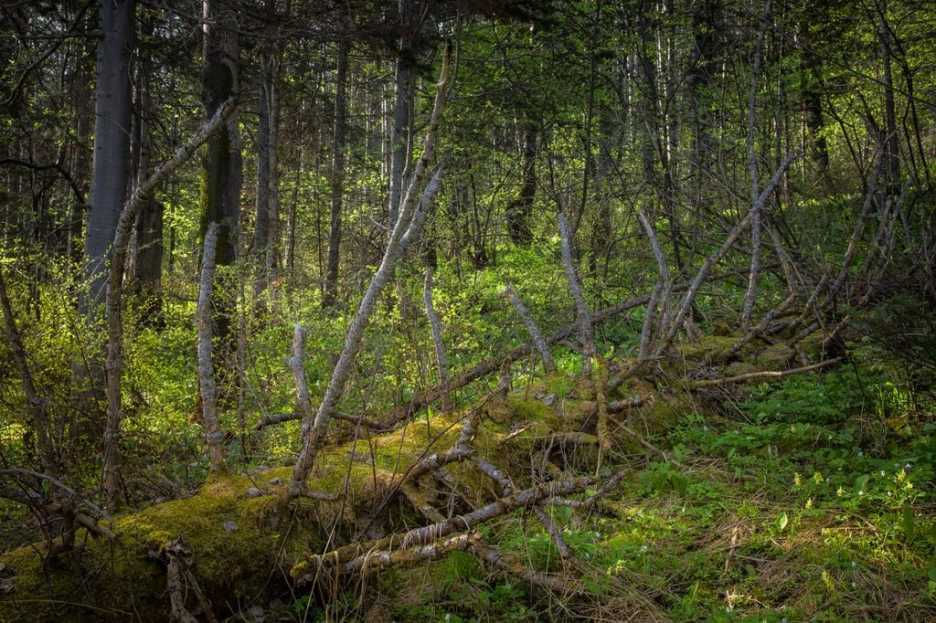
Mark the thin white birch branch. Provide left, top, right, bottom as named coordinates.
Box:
left=558, top=212, right=594, bottom=373
left=103, top=98, right=237, bottom=509
left=503, top=281, right=556, bottom=373
left=197, top=222, right=224, bottom=472
left=288, top=46, right=452, bottom=499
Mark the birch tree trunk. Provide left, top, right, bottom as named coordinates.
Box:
left=198, top=223, right=225, bottom=472
left=288, top=46, right=452, bottom=498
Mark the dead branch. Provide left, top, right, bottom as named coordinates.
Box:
left=104, top=98, right=237, bottom=509
left=533, top=506, right=572, bottom=559
left=197, top=222, right=224, bottom=472
left=296, top=476, right=593, bottom=577
left=559, top=212, right=595, bottom=373
left=287, top=325, right=315, bottom=421
left=503, top=281, right=556, bottom=373
left=378, top=270, right=746, bottom=430
left=686, top=358, right=842, bottom=389
left=741, top=1, right=773, bottom=332
left=657, top=150, right=800, bottom=357
left=637, top=210, right=671, bottom=352
left=288, top=46, right=452, bottom=499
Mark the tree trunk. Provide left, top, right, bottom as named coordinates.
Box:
left=130, top=18, right=164, bottom=325
left=200, top=0, right=242, bottom=353
left=322, top=37, right=348, bottom=308
left=254, top=0, right=282, bottom=298
left=505, top=121, right=537, bottom=245
left=83, top=0, right=134, bottom=310
left=879, top=0, right=900, bottom=192
left=389, top=0, right=415, bottom=227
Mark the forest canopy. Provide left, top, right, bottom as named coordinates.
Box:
left=2, top=0, right=936, bottom=620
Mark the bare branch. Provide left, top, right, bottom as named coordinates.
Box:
left=558, top=212, right=594, bottom=373
left=197, top=223, right=224, bottom=472
left=503, top=282, right=556, bottom=373
left=288, top=46, right=452, bottom=499
left=687, top=358, right=842, bottom=389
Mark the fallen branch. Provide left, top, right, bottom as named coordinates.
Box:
left=686, top=358, right=842, bottom=389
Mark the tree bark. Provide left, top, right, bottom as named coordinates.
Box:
left=102, top=100, right=236, bottom=510
left=197, top=223, right=225, bottom=472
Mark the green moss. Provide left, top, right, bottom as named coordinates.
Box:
left=0, top=474, right=321, bottom=622
left=754, top=344, right=795, bottom=369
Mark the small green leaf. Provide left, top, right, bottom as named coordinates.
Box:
left=776, top=512, right=789, bottom=531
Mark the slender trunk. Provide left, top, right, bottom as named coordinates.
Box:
left=879, top=0, right=900, bottom=192
left=505, top=121, right=537, bottom=245
left=742, top=1, right=771, bottom=332
left=424, top=265, right=451, bottom=411
left=254, top=0, right=282, bottom=297
left=389, top=0, right=414, bottom=227
left=197, top=223, right=225, bottom=472
left=322, top=38, right=348, bottom=308
left=130, top=23, right=164, bottom=325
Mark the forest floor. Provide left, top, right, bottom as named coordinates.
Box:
left=2, top=325, right=936, bottom=622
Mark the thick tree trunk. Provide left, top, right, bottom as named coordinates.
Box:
left=201, top=0, right=242, bottom=348
left=84, top=0, right=134, bottom=309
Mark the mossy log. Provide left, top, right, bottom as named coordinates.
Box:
left=0, top=391, right=604, bottom=621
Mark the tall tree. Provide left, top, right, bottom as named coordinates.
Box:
left=254, top=0, right=284, bottom=298
left=201, top=0, right=242, bottom=345
left=322, top=36, right=348, bottom=308
left=84, top=0, right=135, bottom=308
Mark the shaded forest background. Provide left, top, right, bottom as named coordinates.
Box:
left=2, top=0, right=936, bottom=621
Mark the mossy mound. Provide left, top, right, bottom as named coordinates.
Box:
left=0, top=472, right=322, bottom=622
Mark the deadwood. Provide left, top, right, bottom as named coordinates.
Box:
left=288, top=47, right=452, bottom=499
left=104, top=99, right=237, bottom=509
left=197, top=223, right=224, bottom=472
left=503, top=281, right=556, bottom=373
